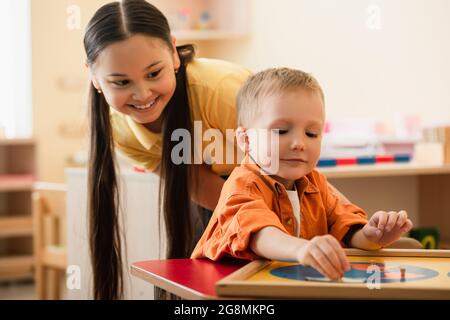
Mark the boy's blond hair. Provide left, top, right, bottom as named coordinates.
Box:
left=237, top=68, right=324, bottom=126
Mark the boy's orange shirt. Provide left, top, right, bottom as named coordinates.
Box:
left=191, top=156, right=368, bottom=261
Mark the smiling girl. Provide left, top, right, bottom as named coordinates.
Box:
left=84, top=0, right=351, bottom=299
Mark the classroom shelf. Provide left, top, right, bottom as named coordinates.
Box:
left=0, top=216, right=33, bottom=238
left=319, top=161, right=450, bottom=248
left=155, top=0, right=249, bottom=43
left=0, top=140, right=35, bottom=282
left=0, top=255, right=34, bottom=281
left=319, top=162, right=450, bottom=179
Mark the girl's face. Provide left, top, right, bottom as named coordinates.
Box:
left=89, top=34, right=180, bottom=126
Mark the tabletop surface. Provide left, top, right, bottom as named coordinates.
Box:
left=131, top=249, right=450, bottom=299
left=131, top=258, right=248, bottom=299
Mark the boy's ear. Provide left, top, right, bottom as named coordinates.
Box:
left=236, top=126, right=250, bottom=153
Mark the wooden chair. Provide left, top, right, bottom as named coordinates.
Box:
left=32, top=182, right=67, bottom=300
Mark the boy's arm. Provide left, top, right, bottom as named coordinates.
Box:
left=250, top=226, right=308, bottom=262
left=250, top=226, right=351, bottom=280
left=322, top=174, right=368, bottom=243
left=348, top=228, right=382, bottom=250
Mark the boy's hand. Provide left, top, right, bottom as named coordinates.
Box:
left=296, top=235, right=350, bottom=280
left=362, top=210, right=413, bottom=247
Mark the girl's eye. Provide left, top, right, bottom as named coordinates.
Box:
left=306, top=132, right=319, bottom=138
left=147, top=69, right=162, bottom=78
left=112, top=80, right=129, bottom=87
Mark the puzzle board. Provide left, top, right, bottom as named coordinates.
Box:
left=216, top=249, right=450, bottom=299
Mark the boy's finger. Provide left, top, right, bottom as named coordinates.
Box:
left=375, top=211, right=388, bottom=231
left=309, top=256, right=328, bottom=279
left=364, top=224, right=382, bottom=238
left=311, top=248, right=341, bottom=280
left=326, top=236, right=350, bottom=272
left=400, top=219, right=413, bottom=232
left=318, top=241, right=345, bottom=275
left=396, top=210, right=408, bottom=228
left=368, top=212, right=379, bottom=226
left=385, top=211, right=399, bottom=232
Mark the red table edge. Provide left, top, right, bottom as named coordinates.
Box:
left=130, top=258, right=252, bottom=300
left=130, top=263, right=216, bottom=300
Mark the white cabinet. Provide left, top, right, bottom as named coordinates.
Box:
left=66, top=168, right=161, bottom=299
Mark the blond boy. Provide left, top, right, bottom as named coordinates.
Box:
left=191, top=68, right=413, bottom=280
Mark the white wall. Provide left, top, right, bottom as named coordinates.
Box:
left=195, top=0, right=450, bottom=228
left=0, top=0, right=32, bottom=138
left=201, top=0, right=450, bottom=128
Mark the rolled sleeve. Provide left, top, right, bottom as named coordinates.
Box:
left=192, top=193, right=287, bottom=261
left=325, top=186, right=368, bottom=246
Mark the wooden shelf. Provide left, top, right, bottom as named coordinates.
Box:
left=319, top=162, right=450, bottom=179
left=0, top=216, right=33, bottom=238
left=0, top=140, right=35, bottom=283
left=0, top=255, right=34, bottom=281
left=0, top=174, right=34, bottom=191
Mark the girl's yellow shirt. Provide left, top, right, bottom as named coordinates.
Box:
left=110, top=58, right=252, bottom=175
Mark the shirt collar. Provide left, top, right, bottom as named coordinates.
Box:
left=240, top=154, right=319, bottom=196
left=125, top=115, right=160, bottom=150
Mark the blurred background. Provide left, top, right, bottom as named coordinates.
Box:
left=0, top=0, right=449, bottom=299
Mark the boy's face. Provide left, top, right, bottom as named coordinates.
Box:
left=245, top=88, right=324, bottom=189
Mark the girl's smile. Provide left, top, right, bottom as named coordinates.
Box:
left=128, top=95, right=160, bottom=110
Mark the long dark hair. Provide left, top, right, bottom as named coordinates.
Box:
left=84, top=0, right=196, bottom=300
